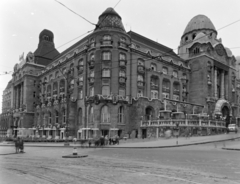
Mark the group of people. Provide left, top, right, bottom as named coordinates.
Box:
left=94, top=135, right=120, bottom=146
left=15, top=137, right=24, bottom=153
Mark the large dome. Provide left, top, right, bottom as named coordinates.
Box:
left=182, top=15, right=217, bottom=37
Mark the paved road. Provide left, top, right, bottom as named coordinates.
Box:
left=0, top=140, right=239, bottom=184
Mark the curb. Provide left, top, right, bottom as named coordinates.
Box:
left=1, top=136, right=239, bottom=149
left=62, top=154, right=88, bottom=158
left=222, top=148, right=240, bottom=151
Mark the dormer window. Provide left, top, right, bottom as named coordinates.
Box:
left=192, top=33, right=196, bottom=40
left=185, top=36, right=188, bottom=41
left=193, top=47, right=200, bottom=54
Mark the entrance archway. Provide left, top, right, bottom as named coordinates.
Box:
left=222, top=106, right=230, bottom=127
left=145, top=106, right=154, bottom=120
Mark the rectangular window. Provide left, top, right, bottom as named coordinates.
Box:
left=102, top=69, right=110, bottom=77
left=102, top=52, right=111, bottom=60
left=102, top=86, right=110, bottom=96
left=79, top=90, right=83, bottom=99
left=119, top=88, right=125, bottom=96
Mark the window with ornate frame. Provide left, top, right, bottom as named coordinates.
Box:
left=90, top=70, right=94, bottom=77
left=48, top=112, right=52, bottom=124
left=103, top=35, right=111, bottom=45
left=79, top=89, right=83, bottom=99
left=90, top=54, right=95, bottom=61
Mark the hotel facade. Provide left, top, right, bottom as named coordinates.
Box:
left=1, top=8, right=240, bottom=139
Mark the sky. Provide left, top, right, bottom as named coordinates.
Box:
left=0, top=0, right=240, bottom=113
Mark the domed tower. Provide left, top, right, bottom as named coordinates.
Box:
left=95, top=7, right=126, bottom=32
left=179, top=15, right=238, bottom=127
left=34, top=29, right=60, bottom=65
left=178, top=15, right=217, bottom=59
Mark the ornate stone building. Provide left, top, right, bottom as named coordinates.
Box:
left=1, top=9, right=239, bottom=139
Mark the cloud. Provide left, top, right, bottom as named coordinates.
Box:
left=12, top=34, right=17, bottom=37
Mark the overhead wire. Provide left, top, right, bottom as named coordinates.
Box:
left=54, top=0, right=96, bottom=26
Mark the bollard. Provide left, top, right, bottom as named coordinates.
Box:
left=73, top=138, right=77, bottom=155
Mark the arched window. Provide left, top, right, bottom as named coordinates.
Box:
left=102, top=51, right=111, bottom=60
left=101, top=106, right=110, bottom=123
left=118, top=106, right=124, bottom=123
left=102, top=86, right=110, bottom=96
left=102, top=69, right=110, bottom=77
left=151, top=63, right=157, bottom=71
left=49, top=74, right=53, bottom=81
left=55, top=111, right=59, bottom=124
left=89, top=106, right=94, bottom=123
left=138, top=59, right=144, bottom=65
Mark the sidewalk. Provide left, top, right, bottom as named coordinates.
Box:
left=0, top=133, right=239, bottom=149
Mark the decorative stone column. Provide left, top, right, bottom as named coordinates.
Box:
left=214, top=68, right=218, bottom=98
left=225, top=73, right=228, bottom=100
left=221, top=71, right=224, bottom=99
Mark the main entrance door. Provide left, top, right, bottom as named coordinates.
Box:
left=222, top=106, right=230, bottom=127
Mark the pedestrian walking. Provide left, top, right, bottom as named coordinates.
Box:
left=105, top=135, right=109, bottom=145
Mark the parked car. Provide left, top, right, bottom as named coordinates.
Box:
left=227, top=124, right=238, bottom=133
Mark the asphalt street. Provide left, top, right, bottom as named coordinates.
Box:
left=0, top=140, right=239, bottom=184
